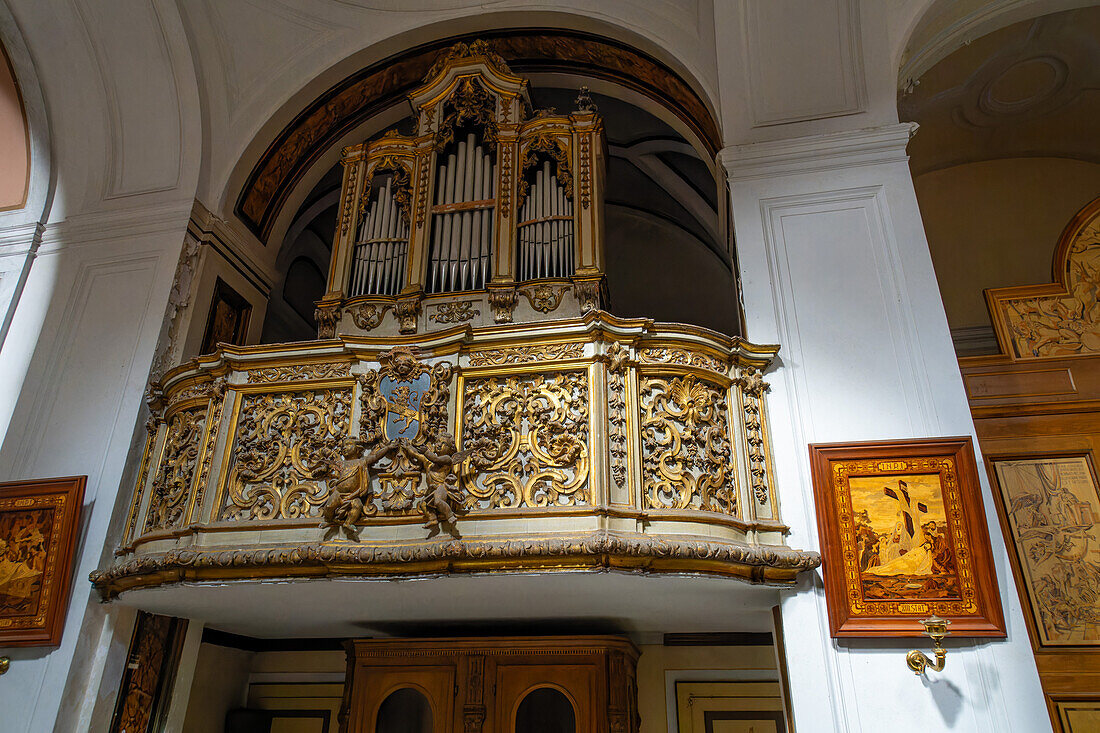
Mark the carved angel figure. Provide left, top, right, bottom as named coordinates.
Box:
left=320, top=438, right=395, bottom=540
left=407, top=432, right=492, bottom=530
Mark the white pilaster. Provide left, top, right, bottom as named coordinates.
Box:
left=721, top=123, right=1049, bottom=733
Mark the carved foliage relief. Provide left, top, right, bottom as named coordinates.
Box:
left=221, top=389, right=351, bottom=521
left=639, top=374, right=738, bottom=515
left=144, top=406, right=208, bottom=532
left=461, top=371, right=590, bottom=508
left=991, top=199, right=1100, bottom=359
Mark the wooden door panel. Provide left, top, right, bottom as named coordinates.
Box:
left=492, top=663, right=597, bottom=733
left=346, top=666, right=455, bottom=733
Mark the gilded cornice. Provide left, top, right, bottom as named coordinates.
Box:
left=90, top=530, right=820, bottom=598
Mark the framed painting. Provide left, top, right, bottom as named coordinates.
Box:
left=200, top=277, right=252, bottom=355
left=988, top=454, right=1100, bottom=648
left=809, top=437, right=1006, bottom=637
left=0, top=476, right=85, bottom=646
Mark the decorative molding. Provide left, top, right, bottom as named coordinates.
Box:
left=429, top=299, right=480, bottom=324
left=950, top=326, right=1000, bottom=358
left=90, top=530, right=821, bottom=598
left=467, top=342, right=584, bottom=367
left=719, top=123, right=917, bottom=182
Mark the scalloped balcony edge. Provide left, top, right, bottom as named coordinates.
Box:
left=91, top=530, right=821, bottom=599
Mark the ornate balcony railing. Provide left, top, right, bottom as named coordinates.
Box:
left=92, top=312, right=819, bottom=597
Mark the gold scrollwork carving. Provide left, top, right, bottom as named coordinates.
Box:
left=519, top=284, right=569, bottom=313
left=246, top=363, right=351, bottom=384
left=467, top=342, right=584, bottom=367
left=517, top=134, right=573, bottom=209
left=144, top=406, right=208, bottom=532
left=348, top=303, right=391, bottom=331
left=362, top=157, right=412, bottom=224
left=314, top=304, right=340, bottom=339
left=638, top=347, right=728, bottom=376
left=606, top=343, right=629, bottom=488
left=436, top=78, right=498, bottom=152
left=461, top=371, right=590, bottom=508
left=394, top=297, right=421, bottom=334
left=487, top=287, right=518, bottom=324
left=639, top=374, right=738, bottom=515
left=429, top=300, right=480, bottom=324
left=736, top=368, right=772, bottom=506
left=220, top=389, right=352, bottom=521
left=339, top=160, right=359, bottom=236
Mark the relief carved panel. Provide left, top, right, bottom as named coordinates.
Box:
left=639, top=374, right=738, bottom=515
left=220, top=389, right=352, bottom=521
left=461, top=371, right=590, bottom=508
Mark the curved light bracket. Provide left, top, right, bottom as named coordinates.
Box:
left=906, top=615, right=950, bottom=675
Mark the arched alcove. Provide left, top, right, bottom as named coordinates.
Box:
left=255, top=33, right=737, bottom=342
left=0, top=41, right=28, bottom=211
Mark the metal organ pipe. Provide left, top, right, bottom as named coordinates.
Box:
left=348, top=173, right=409, bottom=298
left=428, top=134, right=495, bottom=293
left=516, top=155, right=575, bottom=282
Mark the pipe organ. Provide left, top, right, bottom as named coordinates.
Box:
left=319, top=40, right=606, bottom=337
left=350, top=172, right=410, bottom=297
left=429, top=132, right=495, bottom=293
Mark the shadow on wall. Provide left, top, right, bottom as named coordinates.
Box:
left=605, top=205, right=739, bottom=337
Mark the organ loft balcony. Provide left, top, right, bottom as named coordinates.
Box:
left=92, top=42, right=819, bottom=622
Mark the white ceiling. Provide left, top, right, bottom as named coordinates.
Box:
left=901, top=6, right=1100, bottom=176
left=116, top=570, right=782, bottom=638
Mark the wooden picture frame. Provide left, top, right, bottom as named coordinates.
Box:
left=809, top=437, right=1006, bottom=637
left=200, top=277, right=252, bottom=355
left=0, top=475, right=86, bottom=646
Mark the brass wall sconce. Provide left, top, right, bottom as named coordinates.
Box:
left=0, top=656, right=9, bottom=676
left=906, top=616, right=950, bottom=674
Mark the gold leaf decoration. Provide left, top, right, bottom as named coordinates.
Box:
left=221, top=389, right=352, bottom=521
left=461, top=371, right=590, bottom=508
left=144, top=406, right=208, bottom=532
left=639, top=374, right=738, bottom=514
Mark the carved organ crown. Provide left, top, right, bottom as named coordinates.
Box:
left=321, top=40, right=606, bottom=336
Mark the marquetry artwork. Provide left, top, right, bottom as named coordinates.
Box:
left=809, top=438, right=1006, bottom=637
left=460, top=370, right=590, bottom=508
left=317, top=39, right=606, bottom=339
left=92, top=314, right=821, bottom=598
left=342, top=636, right=639, bottom=733
left=990, top=456, right=1100, bottom=646
left=988, top=196, right=1100, bottom=360
left=640, top=374, right=737, bottom=514
left=0, top=477, right=85, bottom=646
left=221, top=389, right=352, bottom=521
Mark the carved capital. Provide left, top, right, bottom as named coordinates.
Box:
left=314, top=303, right=341, bottom=339
left=487, top=286, right=518, bottom=323
left=394, top=296, right=422, bottom=334
left=573, top=278, right=603, bottom=313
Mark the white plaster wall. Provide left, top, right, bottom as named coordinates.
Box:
left=0, top=1, right=1064, bottom=731
left=722, top=125, right=1048, bottom=733
left=0, top=1, right=201, bottom=731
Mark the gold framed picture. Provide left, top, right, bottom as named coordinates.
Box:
left=0, top=476, right=86, bottom=646
left=809, top=437, right=1006, bottom=637
left=988, top=454, right=1100, bottom=648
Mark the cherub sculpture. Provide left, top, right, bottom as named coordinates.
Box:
left=407, top=432, right=492, bottom=531
left=320, top=438, right=395, bottom=540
